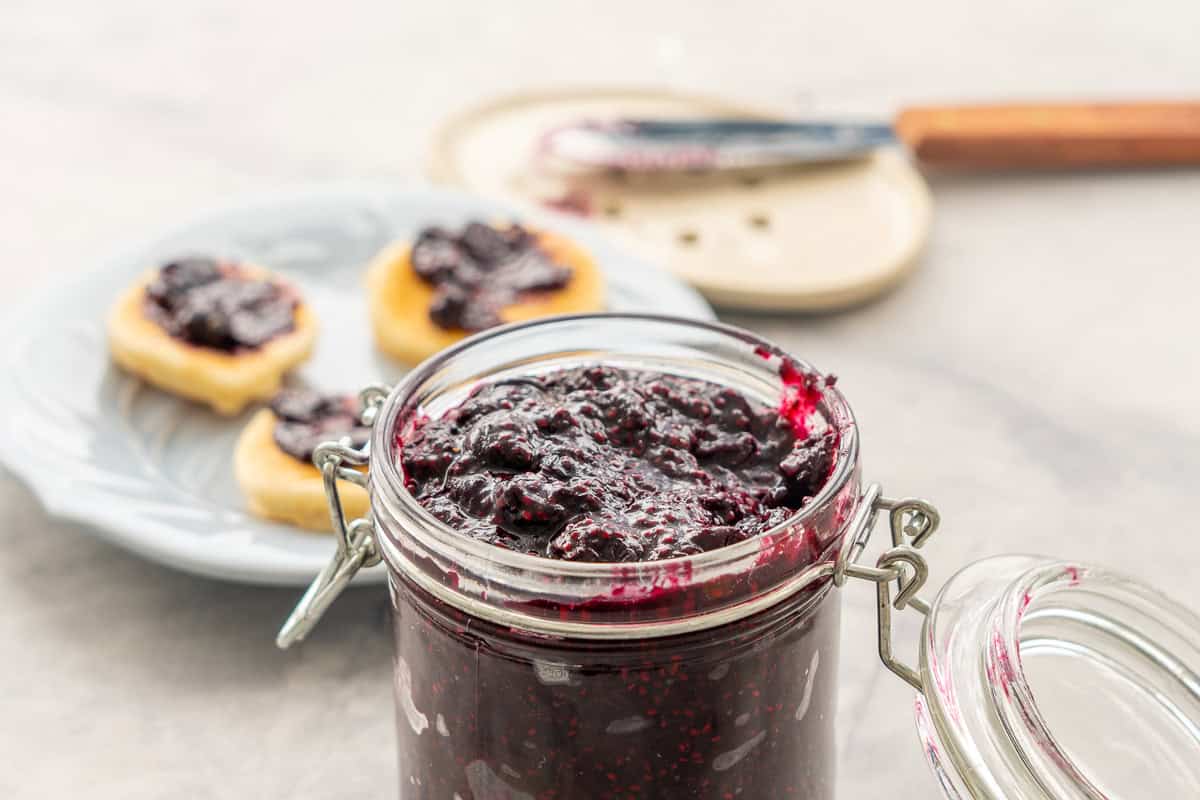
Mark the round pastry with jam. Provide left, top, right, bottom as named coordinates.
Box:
left=107, top=257, right=317, bottom=414
left=366, top=221, right=605, bottom=364
left=235, top=389, right=369, bottom=531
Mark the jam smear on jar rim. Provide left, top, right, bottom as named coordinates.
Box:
left=409, top=221, right=574, bottom=332
left=753, top=344, right=837, bottom=439
left=143, top=257, right=299, bottom=352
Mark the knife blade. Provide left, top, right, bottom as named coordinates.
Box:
left=541, top=118, right=896, bottom=171
left=540, top=102, right=1200, bottom=172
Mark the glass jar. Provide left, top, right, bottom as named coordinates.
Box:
left=279, top=313, right=1200, bottom=799
left=374, top=314, right=859, bottom=799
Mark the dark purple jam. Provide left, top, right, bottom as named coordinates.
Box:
left=410, top=222, right=573, bottom=332
left=392, top=568, right=839, bottom=800
left=399, top=365, right=837, bottom=563
left=143, top=257, right=298, bottom=351
left=270, top=389, right=370, bottom=463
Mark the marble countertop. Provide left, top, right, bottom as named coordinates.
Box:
left=4, top=1, right=1199, bottom=797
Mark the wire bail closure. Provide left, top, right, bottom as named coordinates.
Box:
left=835, top=483, right=942, bottom=690
left=276, top=385, right=390, bottom=649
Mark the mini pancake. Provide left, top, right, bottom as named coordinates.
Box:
left=233, top=408, right=368, bottom=532
left=367, top=227, right=605, bottom=365
left=107, top=265, right=317, bottom=415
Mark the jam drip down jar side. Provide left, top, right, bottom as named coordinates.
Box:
left=368, top=314, right=864, bottom=799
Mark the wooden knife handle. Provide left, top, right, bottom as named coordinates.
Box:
left=894, top=102, right=1200, bottom=168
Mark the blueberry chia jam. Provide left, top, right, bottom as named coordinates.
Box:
left=399, top=365, right=837, bottom=563
left=410, top=222, right=573, bottom=332
left=369, top=316, right=862, bottom=800
left=270, top=390, right=370, bottom=463
left=143, top=257, right=298, bottom=351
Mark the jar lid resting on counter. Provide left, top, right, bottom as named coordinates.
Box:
left=911, top=553, right=1200, bottom=799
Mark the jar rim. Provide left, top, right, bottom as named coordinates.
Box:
left=369, top=312, right=860, bottom=581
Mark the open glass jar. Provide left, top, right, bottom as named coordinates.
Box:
left=279, top=314, right=1200, bottom=799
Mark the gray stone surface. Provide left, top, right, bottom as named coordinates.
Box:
left=2, top=1, right=1198, bottom=797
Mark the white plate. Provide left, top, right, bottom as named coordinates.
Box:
left=0, top=184, right=714, bottom=586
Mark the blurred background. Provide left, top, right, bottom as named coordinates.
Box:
left=3, top=1, right=1199, bottom=797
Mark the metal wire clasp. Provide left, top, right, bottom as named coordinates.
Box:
left=276, top=385, right=390, bottom=649
left=835, top=483, right=942, bottom=691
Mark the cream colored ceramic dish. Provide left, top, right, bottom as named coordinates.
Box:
left=430, top=88, right=933, bottom=311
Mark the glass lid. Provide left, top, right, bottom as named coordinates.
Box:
left=915, top=554, right=1200, bottom=799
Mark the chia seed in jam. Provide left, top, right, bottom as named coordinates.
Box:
left=410, top=222, right=573, bottom=332
left=143, top=257, right=298, bottom=351
left=270, top=389, right=370, bottom=463
left=398, top=365, right=838, bottom=563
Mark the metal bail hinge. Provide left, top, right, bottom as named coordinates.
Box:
left=276, top=385, right=390, bottom=649
left=835, top=484, right=942, bottom=691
